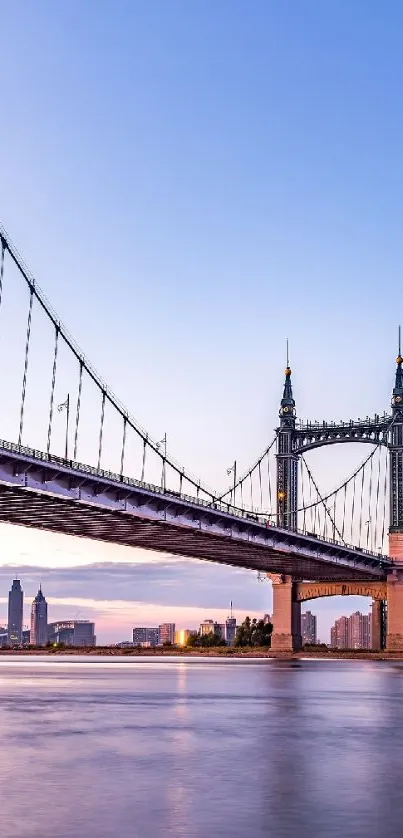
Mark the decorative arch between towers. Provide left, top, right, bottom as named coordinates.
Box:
left=295, top=581, right=387, bottom=603
left=292, top=418, right=391, bottom=455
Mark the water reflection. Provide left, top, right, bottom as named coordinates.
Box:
left=0, top=657, right=403, bottom=837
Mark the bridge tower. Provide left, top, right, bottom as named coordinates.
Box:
left=388, top=335, right=403, bottom=557
left=269, top=354, right=302, bottom=652
left=386, top=336, right=403, bottom=650
left=276, top=351, right=298, bottom=530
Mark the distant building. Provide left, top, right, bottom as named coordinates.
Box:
left=330, top=612, right=371, bottom=649
left=215, top=624, right=225, bottom=641
left=22, top=629, right=30, bottom=645
left=8, top=578, right=23, bottom=645
left=0, top=627, right=8, bottom=647
left=199, top=620, right=225, bottom=641
left=348, top=611, right=371, bottom=649
left=225, top=617, right=237, bottom=645
left=48, top=621, right=96, bottom=647
left=132, top=627, right=159, bottom=647
left=301, top=611, right=317, bottom=645
left=199, top=619, right=215, bottom=636
left=116, top=641, right=134, bottom=648
left=330, top=616, right=349, bottom=649
left=30, top=587, right=48, bottom=646
left=159, top=623, right=175, bottom=645
left=174, top=629, right=192, bottom=646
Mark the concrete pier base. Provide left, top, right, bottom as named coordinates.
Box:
left=371, top=600, right=384, bottom=651
left=268, top=574, right=302, bottom=652
left=386, top=569, right=403, bottom=651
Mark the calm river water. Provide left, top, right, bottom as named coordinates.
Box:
left=0, top=656, right=402, bottom=837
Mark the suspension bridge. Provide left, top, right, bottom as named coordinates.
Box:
left=0, top=223, right=402, bottom=652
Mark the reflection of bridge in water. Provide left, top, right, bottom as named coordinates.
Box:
left=0, top=223, right=402, bottom=650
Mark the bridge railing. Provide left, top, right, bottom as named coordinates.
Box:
left=296, top=414, right=391, bottom=432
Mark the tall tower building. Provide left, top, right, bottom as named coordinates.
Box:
left=30, top=587, right=48, bottom=646
left=277, top=345, right=298, bottom=530
left=225, top=601, right=237, bottom=645
left=159, top=623, right=175, bottom=645
left=8, top=578, right=23, bottom=645
left=301, top=610, right=317, bottom=645
left=389, top=330, right=403, bottom=560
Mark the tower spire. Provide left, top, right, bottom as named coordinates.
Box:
left=280, top=339, right=295, bottom=417
left=393, top=326, right=403, bottom=402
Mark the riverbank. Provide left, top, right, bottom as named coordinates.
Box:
left=0, top=647, right=402, bottom=660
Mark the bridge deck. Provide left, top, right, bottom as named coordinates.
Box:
left=0, top=440, right=391, bottom=582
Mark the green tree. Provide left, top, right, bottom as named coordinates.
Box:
left=235, top=617, right=273, bottom=647
left=185, top=631, right=226, bottom=648
left=185, top=632, right=199, bottom=648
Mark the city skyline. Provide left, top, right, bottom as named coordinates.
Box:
left=0, top=561, right=377, bottom=644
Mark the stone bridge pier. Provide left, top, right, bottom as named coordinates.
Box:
left=268, top=575, right=390, bottom=652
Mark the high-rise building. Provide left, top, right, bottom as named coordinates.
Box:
left=330, top=616, right=349, bottom=649
left=225, top=617, right=237, bottom=645
left=301, top=610, right=317, bottom=645
left=330, top=612, right=371, bottom=649
left=48, top=621, right=96, bottom=647
left=30, top=587, right=48, bottom=646
left=132, top=627, right=159, bottom=647
left=225, top=602, right=237, bottom=645
left=159, top=623, right=175, bottom=645
left=8, top=578, right=23, bottom=645
left=348, top=611, right=371, bottom=649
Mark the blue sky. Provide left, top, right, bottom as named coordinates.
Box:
left=0, top=1, right=402, bottom=641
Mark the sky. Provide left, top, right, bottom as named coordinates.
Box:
left=0, top=0, right=402, bottom=642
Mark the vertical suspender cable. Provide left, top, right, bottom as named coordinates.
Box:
left=179, top=471, right=183, bottom=494
left=367, top=452, right=374, bottom=549
left=375, top=448, right=382, bottom=551
left=300, top=459, right=306, bottom=532
left=97, top=390, right=106, bottom=470
left=267, top=454, right=273, bottom=519
left=46, top=326, right=59, bottom=454
left=332, top=493, right=337, bottom=541
left=141, top=438, right=147, bottom=482
left=381, top=449, right=388, bottom=551
left=73, top=361, right=83, bottom=461
left=341, top=482, right=347, bottom=541
left=18, top=286, right=34, bottom=446
left=258, top=462, right=263, bottom=511
left=305, top=469, right=314, bottom=532
left=313, top=483, right=318, bottom=534
left=0, top=236, right=5, bottom=315
left=249, top=472, right=253, bottom=510
left=120, top=416, right=127, bottom=477
left=358, top=466, right=365, bottom=547
left=350, top=475, right=357, bottom=543
left=240, top=480, right=244, bottom=509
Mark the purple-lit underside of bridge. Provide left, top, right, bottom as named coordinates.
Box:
left=0, top=440, right=391, bottom=582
